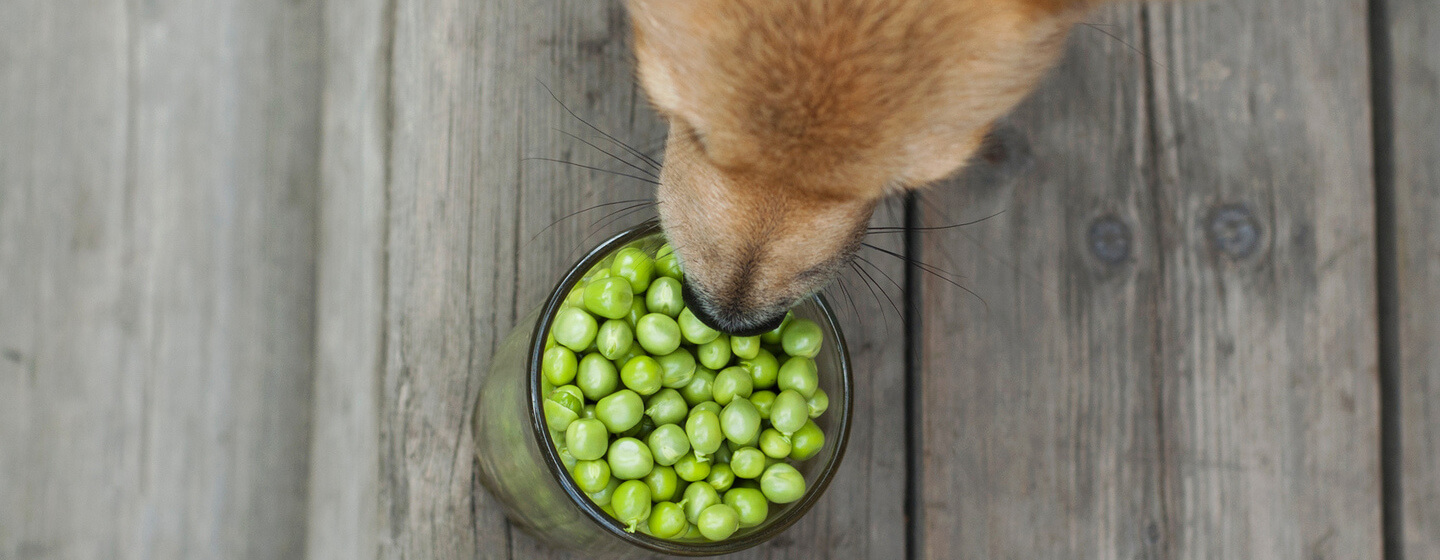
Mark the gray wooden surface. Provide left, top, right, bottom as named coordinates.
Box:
left=918, top=0, right=1382, bottom=558
left=3, top=0, right=1437, bottom=558
left=1388, top=0, right=1440, bottom=557
left=0, top=0, right=321, bottom=559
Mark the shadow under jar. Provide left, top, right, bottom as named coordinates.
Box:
left=472, top=221, right=854, bottom=557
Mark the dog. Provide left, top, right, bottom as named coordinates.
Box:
left=624, top=0, right=1108, bottom=335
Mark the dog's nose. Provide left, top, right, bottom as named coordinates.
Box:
left=682, top=283, right=786, bottom=337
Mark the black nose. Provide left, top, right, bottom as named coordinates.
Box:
left=681, top=283, right=786, bottom=337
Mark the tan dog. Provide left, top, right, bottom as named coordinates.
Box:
left=626, top=0, right=1105, bottom=334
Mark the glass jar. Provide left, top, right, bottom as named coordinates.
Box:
left=472, top=221, right=854, bottom=557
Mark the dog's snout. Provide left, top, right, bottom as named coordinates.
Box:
left=682, top=283, right=786, bottom=337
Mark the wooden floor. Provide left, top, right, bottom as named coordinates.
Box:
left=1, top=0, right=1436, bottom=559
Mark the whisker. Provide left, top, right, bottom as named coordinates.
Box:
left=866, top=210, right=1006, bottom=234
left=833, top=274, right=861, bottom=325
left=1077, top=22, right=1166, bottom=71
left=852, top=258, right=903, bottom=323
left=528, top=198, right=652, bottom=244
left=847, top=262, right=891, bottom=339
left=571, top=202, right=661, bottom=257
left=555, top=128, right=659, bottom=179
left=859, top=242, right=989, bottom=312
left=522, top=157, right=660, bottom=185
left=852, top=254, right=904, bottom=293
left=539, top=81, right=663, bottom=170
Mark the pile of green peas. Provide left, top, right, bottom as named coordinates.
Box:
left=540, top=243, right=831, bottom=542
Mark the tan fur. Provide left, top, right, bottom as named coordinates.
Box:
left=626, top=0, right=1100, bottom=333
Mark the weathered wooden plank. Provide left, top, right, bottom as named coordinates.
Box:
left=1145, top=0, right=1381, bottom=557
left=306, top=0, right=390, bottom=556
left=915, top=5, right=1165, bottom=558
left=0, top=0, right=321, bottom=558
left=918, top=0, right=1383, bottom=556
left=1386, top=0, right=1440, bottom=556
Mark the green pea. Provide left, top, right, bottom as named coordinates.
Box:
left=620, top=356, right=663, bottom=396
left=758, top=311, right=793, bottom=345
left=586, top=267, right=611, bottom=280
left=550, top=382, right=584, bottom=403
left=545, top=331, right=557, bottom=350
left=610, top=343, right=645, bottom=372
left=674, top=452, right=711, bottom=482
left=712, top=439, right=733, bottom=464
left=760, top=463, right=806, bottom=504
left=595, top=389, right=644, bottom=434
left=572, top=459, right=611, bottom=493
left=646, top=424, right=691, bottom=467
left=730, top=335, right=761, bottom=360
left=770, top=390, right=809, bottom=436
left=588, top=476, right=620, bottom=507
left=582, top=403, right=596, bottom=419
left=648, top=501, right=688, bottom=539
left=612, top=480, right=652, bottom=533
left=553, top=307, right=598, bottom=351
left=656, top=348, right=697, bottom=388
left=739, top=348, right=780, bottom=390
left=777, top=356, right=819, bottom=398
left=696, top=504, right=739, bottom=541
left=635, top=313, right=682, bottom=355
left=643, top=465, right=680, bottom=502
left=685, top=410, right=724, bottom=462
left=565, top=285, right=586, bottom=309
left=620, top=414, right=655, bottom=439
left=808, top=388, right=829, bottom=418
left=645, top=277, right=685, bottom=318
left=729, top=447, right=765, bottom=479
left=723, top=488, right=769, bottom=528
left=789, top=419, right=825, bottom=461
left=679, top=367, right=717, bottom=407
left=688, top=401, right=721, bottom=419
left=696, top=335, right=731, bottom=370
left=759, top=428, right=792, bottom=459
left=750, top=390, right=776, bottom=419
left=706, top=463, right=735, bottom=493
left=544, top=399, right=579, bottom=432
left=595, top=320, right=634, bottom=361
left=677, top=307, right=720, bottom=344
left=601, top=503, right=617, bottom=518
left=565, top=418, right=609, bottom=461
left=542, top=346, right=578, bottom=385
left=610, top=247, right=656, bottom=293
left=712, top=367, right=754, bottom=406
left=623, top=296, right=647, bottom=328
left=607, top=437, right=655, bottom=480
left=720, top=398, right=761, bottom=446
left=583, top=276, right=634, bottom=320
left=557, top=444, right=578, bottom=471
left=682, top=481, right=721, bottom=525
left=576, top=353, right=619, bottom=401
left=682, top=524, right=703, bottom=540
left=645, top=388, right=689, bottom=426
left=655, top=244, right=684, bottom=280
left=781, top=318, right=823, bottom=358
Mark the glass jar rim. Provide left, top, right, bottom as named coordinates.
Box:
left=524, top=220, right=855, bottom=556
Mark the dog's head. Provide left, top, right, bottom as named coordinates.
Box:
left=628, top=0, right=1095, bottom=334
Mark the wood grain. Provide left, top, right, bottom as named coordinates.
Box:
left=1386, top=0, right=1440, bottom=556
left=0, top=0, right=321, bottom=558
left=1145, top=0, right=1381, bottom=556
left=917, top=0, right=1383, bottom=557
left=916, top=5, right=1166, bottom=558
left=306, top=0, right=390, bottom=556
